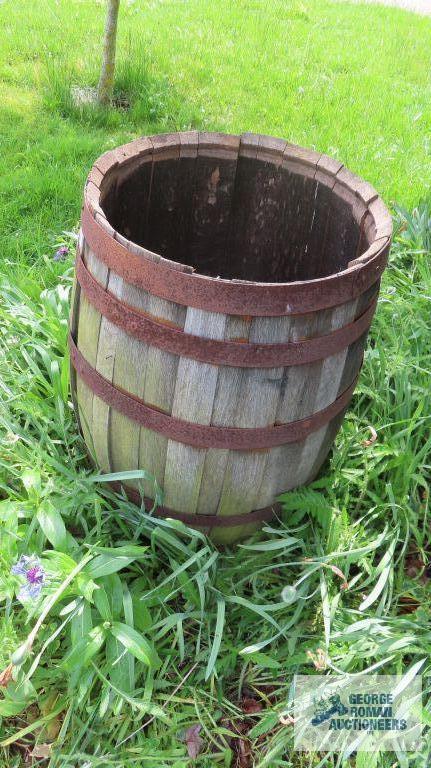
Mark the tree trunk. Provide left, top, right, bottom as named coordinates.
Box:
left=98, top=0, right=120, bottom=105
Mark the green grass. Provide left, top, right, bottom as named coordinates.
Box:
left=1, top=0, right=431, bottom=283
left=1, top=0, right=431, bottom=765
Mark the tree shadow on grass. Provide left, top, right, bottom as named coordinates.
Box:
left=42, top=52, right=203, bottom=133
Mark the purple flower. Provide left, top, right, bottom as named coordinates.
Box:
left=53, top=246, right=69, bottom=262
left=11, top=555, right=46, bottom=601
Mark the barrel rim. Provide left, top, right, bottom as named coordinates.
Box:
left=76, top=245, right=378, bottom=367
left=83, top=131, right=392, bottom=315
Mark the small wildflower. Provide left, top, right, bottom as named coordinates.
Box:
left=307, top=648, right=327, bottom=671
left=279, top=712, right=297, bottom=725
left=363, top=425, right=378, bottom=447
left=11, top=555, right=46, bottom=601
left=0, top=663, right=14, bottom=688
left=53, top=245, right=69, bottom=262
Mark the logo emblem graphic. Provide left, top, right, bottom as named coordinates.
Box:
left=311, top=693, right=349, bottom=725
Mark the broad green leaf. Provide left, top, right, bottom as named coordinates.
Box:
left=92, top=662, right=165, bottom=719
left=93, top=544, right=148, bottom=558
left=0, top=699, right=29, bottom=717
left=122, top=583, right=134, bottom=625
left=37, top=503, right=68, bottom=551
left=248, top=712, right=279, bottom=738
left=359, top=540, right=396, bottom=611
left=94, top=586, right=112, bottom=621
left=320, top=572, right=331, bottom=649
left=86, top=554, right=136, bottom=579
left=102, top=573, right=123, bottom=618
left=131, top=595, right=153, bottom=632
left=239, top=537, right=299, bottom=551
left=122, top=584, right=135, bottom=687
left=106, top=633, right=134, bottom=695
left=42, top=550, right=77, bottom=572
left=71, top=601, right=92, bottom=649
left=62, top=624, right=106, bottom=671
left=149, top=526, right=191, bottom=556
left=226, top=596, right=280, bottom=630
left=21, top=470, right=41, bottom=497
left=75, top=572, right=98, bottom=602
left=332, top=618, right=384, bottom=637
left=176, top=619, right=185, bottom=662
left=248, top=652, right=281, bottom=669
left=205, top=597, right=225, bottom=681
left=59, top=599, right=79, bottom=616
left=0, top=678, right=36, bottom=718
left=110, top=622, right=160, bottom=669
left=99, top=685, right=111, bottom=719
left=91, top=469, right=154, bottom=483
left=392, top=658, right=427, bottom=699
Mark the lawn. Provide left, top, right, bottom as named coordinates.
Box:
left=0, top=0, right=431, bottom=766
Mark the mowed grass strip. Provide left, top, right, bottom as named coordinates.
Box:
left=0, top=0, right=431, bottom=281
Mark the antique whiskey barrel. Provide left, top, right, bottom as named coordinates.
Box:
left=70, top=132, right=392, bottom=544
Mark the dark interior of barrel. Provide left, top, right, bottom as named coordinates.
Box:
left=101, top=152, right=368, bottom=283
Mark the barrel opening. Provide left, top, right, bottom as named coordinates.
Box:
left=100, top=140, right=370, bottom=284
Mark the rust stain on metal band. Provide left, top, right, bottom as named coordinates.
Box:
left=69, top=333, right=359, bottom=450
left=76, top=251, right=377, bottom=368
left=109, top=482, right=278, bottom=528
left=81, top=203, right=389, bottom=316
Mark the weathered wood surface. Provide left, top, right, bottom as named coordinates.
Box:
left=214, top=315, right=293, bottom=544
left=76, top=241, right=109, bottom=462
left=71, top=131, right=391, bottom=543
left=196, top=314, right=250, bottom=520
left=73, top=268, right=369, bottom=542
left=107, top=238, right=151, bottom=486
left=163, top=308, right=226, bottom=514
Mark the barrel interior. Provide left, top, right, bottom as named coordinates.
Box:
left=100, top=142, right=370, bottom=283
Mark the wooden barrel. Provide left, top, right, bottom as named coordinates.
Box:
left=70, top=132, right=392, bottom=544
